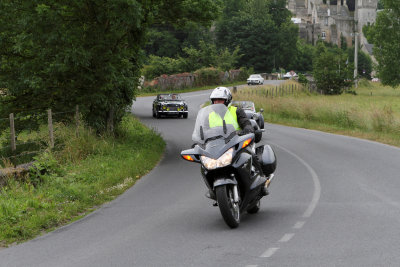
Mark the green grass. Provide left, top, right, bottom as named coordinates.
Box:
left=233, top=80, right=400, bottom=147
left=137, top=80, right=247, bottom=97
left=0, top=115, right=165, bottom=246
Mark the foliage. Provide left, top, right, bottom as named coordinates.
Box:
left=346, top=48, right=373, bottom=79
left=142, top=41, right=242, bottom=79
left=313, top=42, right=353, bottom=95
left=289, top=40, right=315, bottom=72
left=0, top=115, right=165, bottom=244
left=215, top=0, right=298, bottom=72
left=144, top=22, right=214, bottom=59
left=368, top=0, right=400, bottom=87
left=298, top=73, right=308, bottom=86
left=194, top=68, right=221, bottom=86
left=142, top=56, right=183, bottom=80
left=378, top=0, right=385, bottom=9
left=0, top=0, right=220, bottom=133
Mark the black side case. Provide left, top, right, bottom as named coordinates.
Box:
left=256, top=145, right=277, bottom=176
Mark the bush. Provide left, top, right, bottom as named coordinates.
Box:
left=237, top=67, right=254, bottom=81
left=194, top=67, right=221, bottom=86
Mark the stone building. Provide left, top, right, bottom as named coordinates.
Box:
left=288, top=0, right=378, bottom=53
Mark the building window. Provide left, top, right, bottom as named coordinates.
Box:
left=322, top=31, right=326, bottom=40
left=325, top=17, right=328, bottom=25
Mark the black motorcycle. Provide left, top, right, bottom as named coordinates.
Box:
left=181, top=104, right=276, bottom=228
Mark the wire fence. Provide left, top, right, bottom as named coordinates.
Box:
left=0, top=106, right=79, bottom=167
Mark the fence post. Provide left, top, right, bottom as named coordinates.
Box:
left=9, top=113, right=16, bottom=152
left=233, top=86, right=237, bottom=93
left=48, top=109, right=54, bottom=149
left=75, top=105, right=80, bottom=137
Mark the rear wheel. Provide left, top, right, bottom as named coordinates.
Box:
left=183, top=113, right=188, bottom=119
left=216, top=185, right=240, bottom=228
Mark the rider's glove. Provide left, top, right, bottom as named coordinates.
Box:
left=238, top=125, right=253, bottom=135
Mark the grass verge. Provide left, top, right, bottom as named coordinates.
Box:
left=137, top=80, right=246, bottom=97
left=0, top=115, right=165, bottom=246
left=233, top=80, right=400, bottom=147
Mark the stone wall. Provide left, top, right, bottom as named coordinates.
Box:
left=143, top=69, right=243, bottom=91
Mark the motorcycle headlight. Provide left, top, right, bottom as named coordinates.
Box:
left=201, top=148, right=233, bottom=170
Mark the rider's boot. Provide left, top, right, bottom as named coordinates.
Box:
left=261, top=178, right=271, bottom=196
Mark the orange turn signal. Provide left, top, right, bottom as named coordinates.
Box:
left=182, top=155, right=195, bottom=161
left=242, top=138, right=252, bottom=148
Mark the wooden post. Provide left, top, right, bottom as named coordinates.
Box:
left=48, top=109, right=54, bottom=149
left=9, top=113, right=16, bottom=152
left=233, top=86, right=237, bottom=93
left=75, top=105, right=80, bottom=137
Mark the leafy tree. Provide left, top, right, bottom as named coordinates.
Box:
left=347, top=48, right=373, bottom=79
left=369, top=0, right=400, bottom=86
left=144, top=28, right=181, bottom=58
left=378, top=0, right=385, bottom=9
left=288, top=39, right=315, bottom=72
left=215, top=0, right=298, bottom=72
left=142, top=41, right=242, bottom=79
left=0, top=0, right=220, bottom=132
left=144, top=22, right=214, bottom=59
left=313, top=42, right=353, bottom=95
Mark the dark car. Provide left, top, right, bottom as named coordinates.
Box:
left=152, top=93, right=188, bottom=119
left=231, top=100, right=264, bottom=129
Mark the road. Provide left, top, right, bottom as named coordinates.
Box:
left=1, top=80, right=400, bottom=266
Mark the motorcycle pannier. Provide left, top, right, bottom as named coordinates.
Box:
left=256, top=145, right=276, bottom=176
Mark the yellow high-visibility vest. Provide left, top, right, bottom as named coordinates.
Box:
left=208, top=106, right=240, bottom=130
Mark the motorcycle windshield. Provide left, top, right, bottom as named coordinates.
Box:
left=192, top=104, right=237, bottom=144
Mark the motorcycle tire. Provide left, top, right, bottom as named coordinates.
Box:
left=247, top=200, right=260, bottom=214
left=216, top=185, right=240, bottom=228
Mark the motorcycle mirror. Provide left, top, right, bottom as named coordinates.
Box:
left=259, top=108, right=264, bottom=113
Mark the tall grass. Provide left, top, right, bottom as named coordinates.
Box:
left=233, top=80, right=400, bottom=146
left=0, top=115, right=165, bottom=245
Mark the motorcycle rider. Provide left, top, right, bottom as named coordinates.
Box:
left=208, top=87, right=269, bottom=196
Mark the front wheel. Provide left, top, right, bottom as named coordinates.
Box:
left=216, top=185, right=240, bottom=228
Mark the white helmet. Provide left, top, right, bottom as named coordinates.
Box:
left=210, top=87, right=232, bottom=106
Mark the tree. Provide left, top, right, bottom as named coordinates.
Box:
left=288, top=40, right=315, bottom=72
left=215, top=0, right=298, bottom=72
left=347, top=49, right=373, bottom=79
left=369, top=0, right=400, bottom=87
left=0, top=0, right=220, bottom=132
left=313, top=42, right=353, bottom=95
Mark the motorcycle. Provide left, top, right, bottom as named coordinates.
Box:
left=181, top=104, right=277, bottom=228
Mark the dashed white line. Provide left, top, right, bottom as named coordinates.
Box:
left=293, top=221, right=306, bottom=229
left=245, top=265, right=258, bottom=267
left=260, top=247, right=279, bottom=258
left=279, top=233, right=295, bottom=243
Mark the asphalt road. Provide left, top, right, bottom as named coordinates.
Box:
left=1, top=81, right=400, bottom=267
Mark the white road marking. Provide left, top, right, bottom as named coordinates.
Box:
left=271, top=143, right=321, bottom=218
left=279, top=233, right=295, bottom=243
left=245, top=265, right=258, bottom=267
left=293, top=221, right=306, bottom=229
left=260, top=247, right=279, bottom=258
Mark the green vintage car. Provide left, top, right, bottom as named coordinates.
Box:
left=152, top=94, right=188, bottom=119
